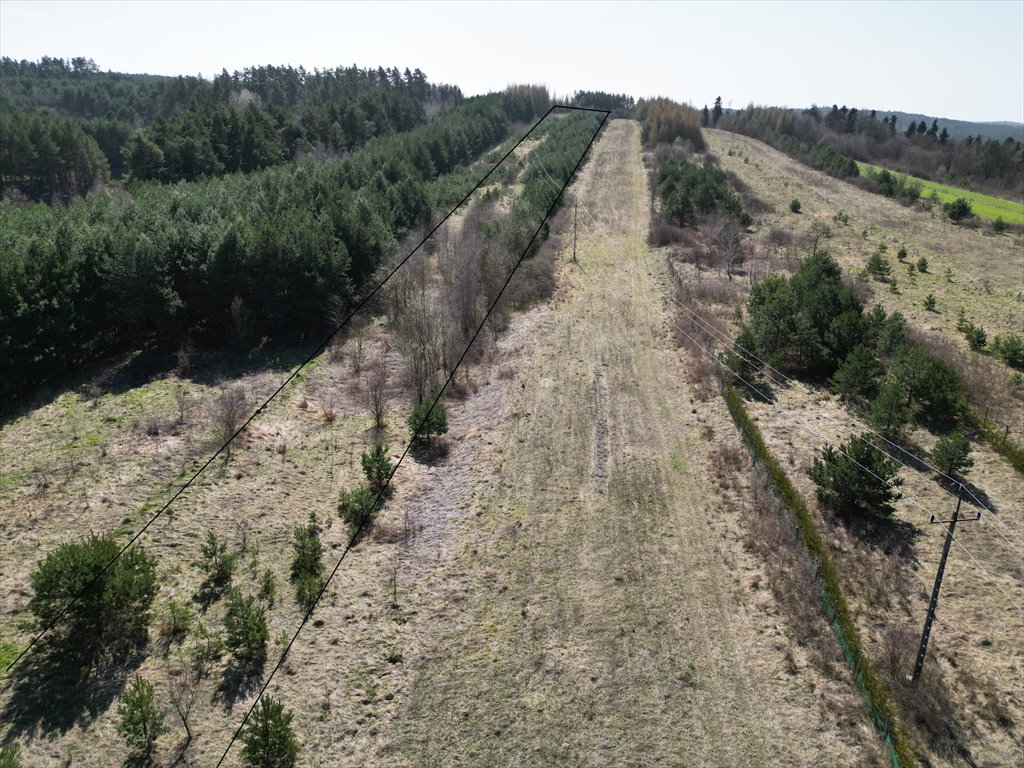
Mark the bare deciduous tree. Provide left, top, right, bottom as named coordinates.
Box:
left=211, top=387, right=247, bottom=459
left=174, top=382, right=190, bottom=424
left=166, top=657, right=199, bottom=747
left=395, top=299, right=441, bottom=404
left=363, top=356, right=390, bottom=431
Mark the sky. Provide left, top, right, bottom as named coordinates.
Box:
left=1, top=0, right=1022, bottom=123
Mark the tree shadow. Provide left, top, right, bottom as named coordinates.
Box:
left=1, top=637, right=145, bottom=740
left=883, top=438, right=1000, bottom=515
left=215, top=656, right=265, bottom=714
left=832, top=510, right=923, bottom=560
left=0, top=339, right=312, bottom=430
left=409, top=440, right=450, bottom=466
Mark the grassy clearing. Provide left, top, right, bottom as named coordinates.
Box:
left=855, top=161, right=1024, bottom=224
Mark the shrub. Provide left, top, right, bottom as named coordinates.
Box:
left=199, top=531, right=237, bottom=591
left=408, top=400, right=448, bottom=445
left=258, top=568, right=276, bottom=606
left=29, top=536, right=157, bottom=654
left=943, top=197, right=973, bottom=223
left=992, top=217, right=1006, bottom=234
left=889, top=344, right=964, bottom=421
left=809, top=434, right=903, bottom=517
left=290, top=514, right=324, bottom=609
left=992, top=334, right=1024, bottom=368
left=240, top=696, right=298, bottom=768
left=923, top=293, right=936, bottom=311
left=360, top=444, right=394, bottom=493
left=224, top=589, right=268, bottom=662
left=963, top=322, right=988, bottom=351
left=932, top=429, right=973, bottom=478
left=116, top=676, right=167, bottom=754
left=896, top=246, right=908, bottom=262
left=865, top=251, right=892, bottom=280
left=916, top=256, right=928, bottom=273
left=789, top=198, right=801, bottom=213
left=868, top=379, right=915, bottom=439
left=738, top=210, right=753, bottom=227
left=339, top=485, right=377, bottom=535
left=830, top=345, right=880, bottom=401
left=157, top=599, right=193, bottom=648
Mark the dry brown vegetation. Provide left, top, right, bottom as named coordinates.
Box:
left=660, top=130, right=1024, bottom=766
left=0, top=120, right=889, bottom=767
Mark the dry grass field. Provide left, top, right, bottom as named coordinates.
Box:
left=0, top=120, right=888, bottom=766
left=664, top=129, right=1024, bottom=766
left=706, top=129, right=1024, bottom=433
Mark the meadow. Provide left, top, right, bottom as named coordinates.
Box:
left=855, top=161, right=1024, bottom=224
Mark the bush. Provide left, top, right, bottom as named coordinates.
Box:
left=923, top=293, right=936, bottom=311
left=290, top=514, right=324, bottom=609
left=944, top=197, right=973, bottom=223
left=157, top=599, right=193, bottom=648
left=963, top=322, right=988, bottom=351
left=116, top=676, right=167, bottom=754
left=408, top=400, right=448, bottom=445
left=830, top=345, right=880, bottom=401
left=868, top=379, right=915, bottom=439
left=992, top=217, right=1006, bottom=234
left=789, top=198, right=801, bottom=213
left=738, top=210, right=753, bottom=227
left=865, top=251, right=892, bottom=280
left=199, top=531, right=237, bottom=592
left=224, top=589, right=268, bottom=662
left=992, top=334, right=1024, bottom=368
left=932, top=429, right=973, bottom=478
left=240, top=696, right=298, bottom=768
left=809, top=434, right=903, bottom=516
left=360, top=444, right=394, bottom=493
left=258, top=568, right=276, bottom=606
left=889, top=344, right=963, bottom=421
left=29, top=535, right=157, bottom=654
left=338, top=485, right=377, bottom=535
left=896, top=246, right=908, bottom=262
left=916, top=256, right=928, bottom=273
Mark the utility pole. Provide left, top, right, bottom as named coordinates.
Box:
left=911, top=483, right=980, bottom=681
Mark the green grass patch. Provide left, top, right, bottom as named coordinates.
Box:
left=0, top=642, right=19, bottom=669
left=856, top=161, right=1023, bottom=225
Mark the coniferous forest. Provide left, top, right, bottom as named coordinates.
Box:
left=0, top=58, right=552, bottom=401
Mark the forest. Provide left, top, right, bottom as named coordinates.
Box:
left=0, top=57, right=462, bottom=197
left=715, top=104, right=1023, bottom=198
left=0, top=60, right=552, bottom=402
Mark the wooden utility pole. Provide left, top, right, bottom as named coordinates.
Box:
left=911, top=483, right=980, bottom=681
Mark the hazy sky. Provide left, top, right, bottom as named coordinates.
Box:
left=2, top=1, right=1022, bottom=123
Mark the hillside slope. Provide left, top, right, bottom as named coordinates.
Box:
left=375, top=120, right=881, bottom=766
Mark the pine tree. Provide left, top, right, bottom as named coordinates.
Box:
left=240, top=696, right=298, bottom=768
left=116, top=676, right=167, bottom=753
left=932, top=430, right=973, bottom=478
left=701, top=104, right=709, bottom=127
left=711, top=96, right=723, bottom=127
left=809, top=434, right=903, bottom=516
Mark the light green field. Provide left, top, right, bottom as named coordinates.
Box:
left=856, top=161, right=1024, bottom=225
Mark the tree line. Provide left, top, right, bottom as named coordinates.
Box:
left=0, top=86, right=552, bottom=402
left=0, top=58, right=464, bottom=199
left=716, top=104, right=1023, bottom=197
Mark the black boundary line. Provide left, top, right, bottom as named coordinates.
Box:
left=214, top=108, right=610, bottom=766
left=1, top=104, right=602, bottom=679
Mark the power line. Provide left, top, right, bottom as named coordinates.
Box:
left=214, top=109, right=610, bottom=765
left=670, top=296, right=1024, bottom=549
left=1, top=104, right=579, bottom=679
left=671, top=315, right=1024, bottom=617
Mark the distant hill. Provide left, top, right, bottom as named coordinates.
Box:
left=863, top=110, right=1023, bottom=142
